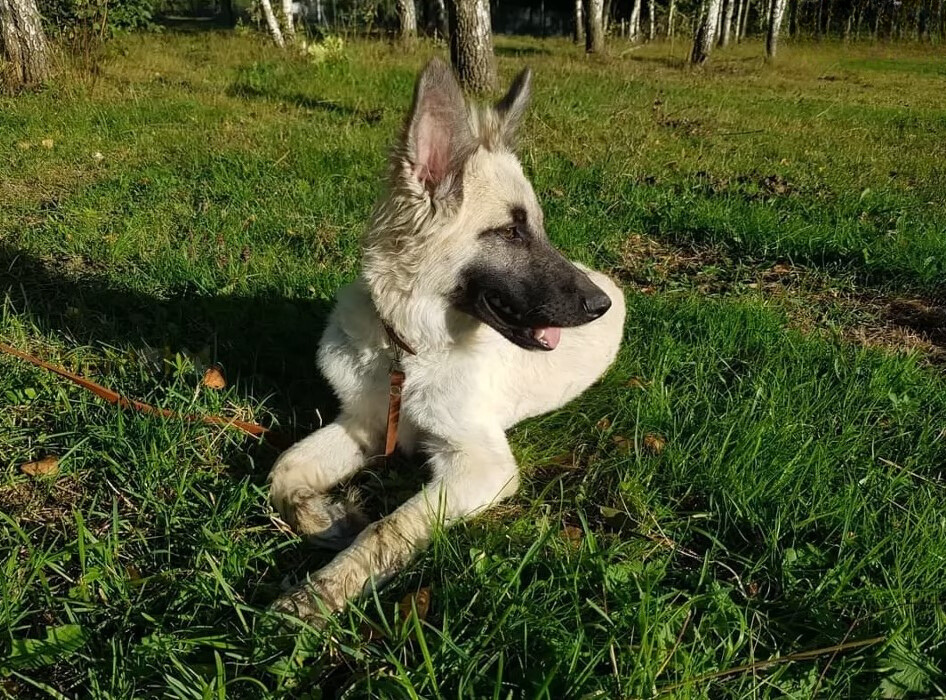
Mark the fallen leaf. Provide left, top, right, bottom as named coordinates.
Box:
left=16, top=141, right=32, bottom=150
left=643, top=434, right=667, bottom=454
left=626, top=377, right=649, bottom=390
left=612, top=435, right=632, bottom=453
left=399, top=587, right=431, bottom=621
left=596, top=417, right=612, bottom=430
left=91, top=152, right=104, bottom=162
left=202, top=365, right=226, bottom=390
left=41, top=139, right=54, bottom=149
left=561, top=525, right=583, bottom=549
left=125, top=564, right=142, bottom=581
left=20, top=456, right=59, bottom=477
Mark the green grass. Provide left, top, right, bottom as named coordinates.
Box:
left=2, top=32, right=946, bottom=697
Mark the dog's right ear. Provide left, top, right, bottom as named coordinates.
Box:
left=399, top=58, right=474, bottom=199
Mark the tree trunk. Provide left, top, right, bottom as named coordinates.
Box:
left=583, top=0, right=604, bottom=51
left=434, top=0, right=448, bottom=39
left=449, top=0, right=495, bottom=92
left=259, top=0, right=285, bottom=47
left=765, top=0, right=787, bottom=57
left=628, top=0, right=642, bottom=40
left=739, top=0, right=750, bottom=38
left=603, top=0, right=613, bottom=33
left=667, top=0, right=676, bottom=35
left=720, top=0, right=736, bottom=44
left=690, top=0, right=723, bottom=63
left=0, top=0, right=52, bottom=90
left=280, top=0, right=295, bottom=39
left=397, top=0, right=417, bottom=42
left=648, top=0, right=656, bottom=38
left=574, top=0, right=584, bottom=42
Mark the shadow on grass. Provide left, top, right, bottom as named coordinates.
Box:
left=0, top=244, right=338, bottom=443
left=226, top=83, right=386, bottom=124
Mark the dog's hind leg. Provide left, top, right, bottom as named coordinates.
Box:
left=271, top=430, right=519, bottom=623
left=268, top=413, right=380, bottom=550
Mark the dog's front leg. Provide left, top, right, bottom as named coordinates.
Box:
left=268, top=413, right=380, bottom=549
left=271, top=431, right=519, bottom=624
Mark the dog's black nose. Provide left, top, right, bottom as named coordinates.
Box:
left=583, top=292, right=612, bottom=320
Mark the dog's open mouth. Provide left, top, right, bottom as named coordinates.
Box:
left=477, top=295, right=561, bottom=351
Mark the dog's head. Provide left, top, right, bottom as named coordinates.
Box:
left=363, top=59, right=611, bottom=351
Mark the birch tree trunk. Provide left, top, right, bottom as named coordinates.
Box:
left=583, top=0, right=605, bottom=52
left=0, top=0, right=52, bottom=90
left=434, top=0, right=448, bottom=39
left=732, top=0, right=743, bottom=39
left=574, top=0, right=584, bottom=42
left=648, top=0, right=656, bottom=38
left=690, top=0, right=723, bottom=63
left=765, top=0, right=788, bottom=58
left=397, top=0, right=417, bottom=42
left=603, top=0, right=613, bottom=33
left=280, top=0, right=295, bottom=40
left=667, top=0, right=676, bottom=36
left=720, top=0, right=736, bottom=44
left=739, top=0, right=751, bottom=39
left=449, top=0, right=495, bottom=92
left=259, top=0, right=285, bottom=47
left=628, top=0, right=642, bottom=40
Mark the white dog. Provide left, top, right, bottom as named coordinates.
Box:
left=268, top=58, right=625, bottom=623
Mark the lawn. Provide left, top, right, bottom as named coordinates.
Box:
left=1, top=31, right=945, bottom=697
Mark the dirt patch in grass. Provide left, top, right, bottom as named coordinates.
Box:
left=618, top=234, right=946, bottom=364
left=0, top=474, right=85, bottom=527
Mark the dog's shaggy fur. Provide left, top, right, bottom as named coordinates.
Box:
left=268, top=59, right=625, bottom=623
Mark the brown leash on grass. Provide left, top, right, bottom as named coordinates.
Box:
left=0, top=341, right=290, bottom=448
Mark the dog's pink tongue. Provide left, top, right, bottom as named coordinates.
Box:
left=533, top=326, right=562, bottom=350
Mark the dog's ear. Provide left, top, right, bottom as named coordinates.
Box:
left=495, top=68, right=532, bottom=148
left=401, top=58, right=474, bottom=196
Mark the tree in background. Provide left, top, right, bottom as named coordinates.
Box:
left=719, top=0, right=736, bottom=45
left=766, top=0, right=787, bottom=56
left=573, top=0, right=583, bottom=42
left=449, top=0, right=495, bottom=92
left=583, top=0, right=603, bottom=50
left=259, top=0, right=285, bottom=46
left=397, top=0, right=417, bottom=41
left=0, top=0, right=52, bottom=91
left=690, top=0, right=723, bottom=62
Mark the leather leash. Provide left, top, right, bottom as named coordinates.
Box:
left=381, top=320, right=416, bottom=457
left=0, top=341, right=289, bottom=448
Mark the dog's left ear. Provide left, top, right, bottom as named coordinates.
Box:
left=495, top=68, right=532, bottom=148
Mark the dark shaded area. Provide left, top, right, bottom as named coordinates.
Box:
left=0, top=244, right=338, bottom=441
left=225, top=83, right=385, bottom=124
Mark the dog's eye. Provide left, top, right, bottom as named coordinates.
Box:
left=499, top=226, right=521, bottom=242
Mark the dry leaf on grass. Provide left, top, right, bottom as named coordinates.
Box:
left=643, top=434, right=667, bottom=454
left=561, top=525, right=583, bottom=549
left=202, top=365, right=226, bottom=389
left=626, top=377, right=650, bottom=390
left=41, top=139, right=54, bottom=149
left=612, top=435, right=632, bottom=453
left=596, top=417, right=612, bottom=430
left=20, top=456, right=60, bottom=477
left=399, top=587, right=431, bottom=621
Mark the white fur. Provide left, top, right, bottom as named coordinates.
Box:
left=267, top=61, right=625, bottom=624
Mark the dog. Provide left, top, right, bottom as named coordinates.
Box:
left=268, top=58, right=625, bottom=624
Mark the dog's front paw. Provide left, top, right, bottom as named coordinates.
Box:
left=273, top=486, right=369, bottom=551
left=269, top=577, right=346, bottom=628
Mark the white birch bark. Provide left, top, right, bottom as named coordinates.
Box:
left=0, top=0, right=52, bottom=90
left=690, top=0, right=723, bottom=63
left=574, top=0, right=584, bottom=42
left=450, top=0, right=495, bottom=92
left=628, top=0, right=642, bottom=40
left=720, top=0, right=736, bottom=44
left=765, top=0, right=788, bottom=57
left=739, top=0, right=751, bottom=39
left=397, top=0, right=417, bottom=41
left=583, top=0, right=604, bottom=51
left=259, top=0, right=285, bottom=47
left=667, top=0, right=676, bottom=36
left=281, top=0, right=295, bottom=40
left=648, top=0, right=656, bottom=38
left=434, top=0, right=448, bottom=39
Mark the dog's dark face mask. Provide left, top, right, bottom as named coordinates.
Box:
left=451, top=207, right=612, bottom=351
